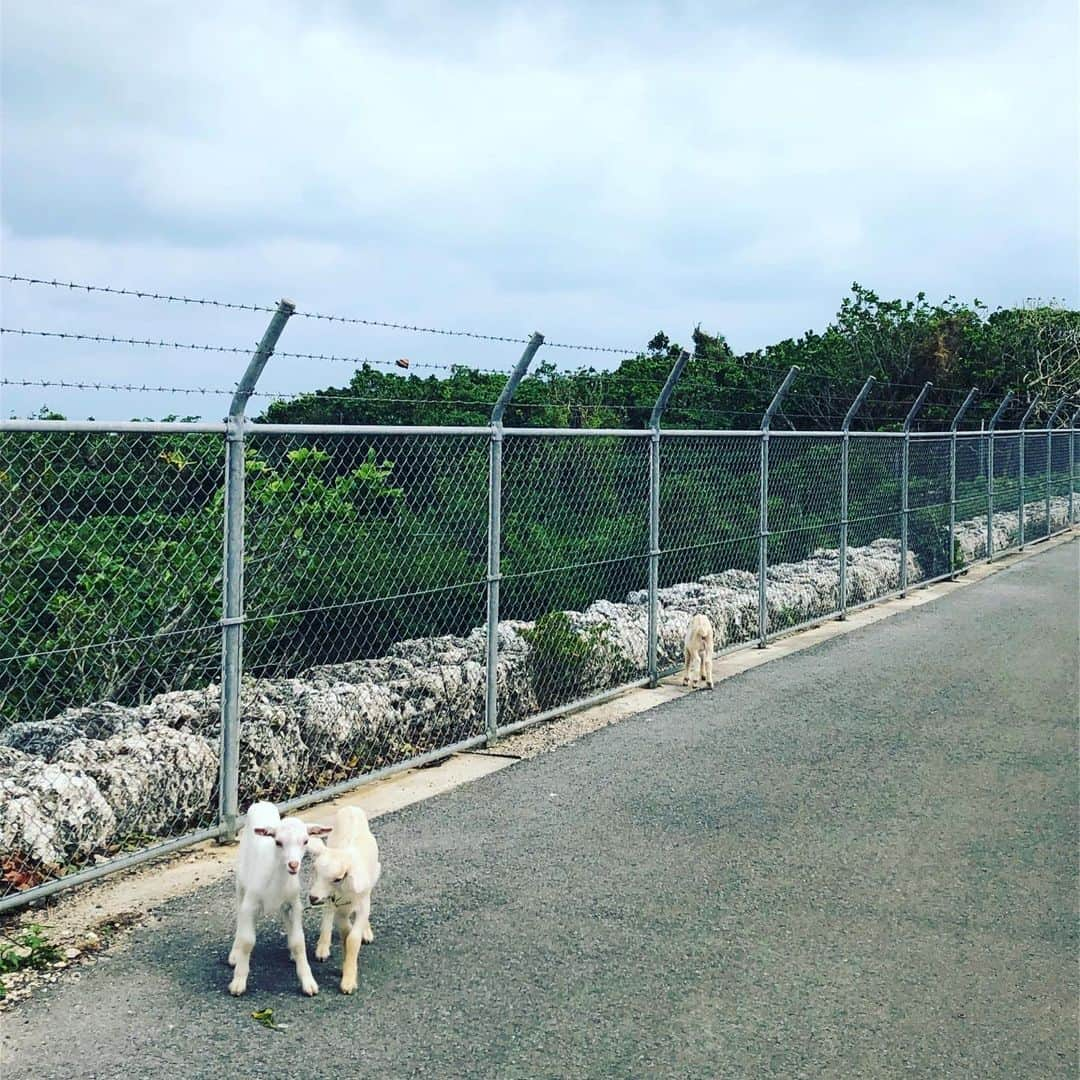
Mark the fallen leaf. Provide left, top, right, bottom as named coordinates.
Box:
left=251, top=1008, right=284, bottom=1032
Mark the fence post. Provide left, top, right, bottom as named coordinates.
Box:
left=839, top=376, right=876, bottom=619
left=758, top=367, right=798, bottom=647
left=647, top=349, right=690, bottom=687
left=218, top=299, right=295, bottom=841
left=900, top=382, right=932, bottom=596
left=1018, top=397, right=1038, bottom=548
left=1071, top=407, right=1080, bottom=525
left=1046, top=397, right=1067, bottom=538
left=985, top=391, right=1013, bottom=561
left=485, top=332, right=544, bottom=743
left=948, top=388, right=978, bottom=577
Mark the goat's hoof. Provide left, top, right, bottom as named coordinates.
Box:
left=340, top=980, right=357, bottom=995
left=300, top=977, right=319, bottom=997
left=362, top=923, right=374, bottom=943
left=228, top=978, right=247, bottom=996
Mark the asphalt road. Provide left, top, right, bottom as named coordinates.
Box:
left=3, top=542, right=1077, bottom=1079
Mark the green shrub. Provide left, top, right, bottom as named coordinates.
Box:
left=520, top=611, right=633, bottom=711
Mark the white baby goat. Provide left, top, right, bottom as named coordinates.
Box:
left=227, top=801, right=331, bottom=997
left=308, top=806, right=382, bottom=995
left=682, top=613, right=715, bottom=690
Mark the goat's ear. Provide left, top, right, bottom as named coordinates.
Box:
left=253, top=826, right=276, bottom=838
left=347, top=867, right=368, bottom=895
left=306, top=824, right=333, bottom=837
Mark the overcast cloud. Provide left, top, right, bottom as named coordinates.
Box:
left=2, top=0, right=1077, bottom=419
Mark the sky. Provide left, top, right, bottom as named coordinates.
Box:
left=2, top=0, right=1078, bottom=420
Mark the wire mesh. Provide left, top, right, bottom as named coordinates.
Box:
left=990, top=434, right=1022, bottom=556
left=0, top=429, right=224, bottom=898
left=954, top=434, right=988, bottom=565
left=0, top=420, right=1075, bottom=909
left=240, top=431, right=490, bottom=805
left=766, top=435, right=843, bottom=633
left=498, top=434, right=650, bottom=721
left=1072, top=431, right=1080, bottom=525
left=1049, top=431, right=1071, bottom=532
left=907, top=435, right=952, bottom=580
left=846, top=436, right=904, bottom=605
left=657, top=435, right=760, bottom=658
left=1021, top=433, right=1049, bottom=540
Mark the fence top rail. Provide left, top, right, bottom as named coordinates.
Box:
left=994, top=426, right=1071, bottom=436
left=250, top=423, right=490, bottom=437
left=988, top=427, right=1062, bottom=437
left=908, top=426, right=1064, bottom=439
left=659, top=429, right=763, bottom=437
left=3, top=419, right=1074, bottom=439
left=500, top=427, right=652, bottom=437
left=663, top=429, right=904, bottom=439
left=768, top=429, right=902, bottom=439
left=0, top=419, right=229, bottom=434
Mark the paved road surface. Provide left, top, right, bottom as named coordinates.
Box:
left=3, top=542, right=1077, bottom=1079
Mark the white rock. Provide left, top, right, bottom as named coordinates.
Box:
left=0, top=493, right=1070, bottom=872
left=0, top=760, right=115, bottom=868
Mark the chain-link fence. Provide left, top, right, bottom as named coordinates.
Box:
left=1, top=419, right=1076, bottom=910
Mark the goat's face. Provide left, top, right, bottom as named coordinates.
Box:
left=253, top=817, right=331, bottom=876
left=308, top=850, right=353, bottom=905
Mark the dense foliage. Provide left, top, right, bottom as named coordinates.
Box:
left=2, top=287, right=1074, bottom=727
left=263, top=286, right=1079, bottom=431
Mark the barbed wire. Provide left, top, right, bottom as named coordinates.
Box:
left=0, top=274, right=637, bottom=355
left=0, top=274, right=277, bottom=313
left=0, top=377, right=888, bottom=427
left=0, top=376, right=502, bottom=407
left=4, top=376, right=1012, bottom=430
left=3, top=314, right=1052, bottom=422
left=722, top=354, right=985, bottom=399
left=1, top=326, right=939, bottom=414
left=0, top=376, right=639, bottom=412
left=0, top=326, right=517, bottom=376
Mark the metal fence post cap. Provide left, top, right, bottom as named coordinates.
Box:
left=1047, top=397, right=1068, bottom=426
left=278, top=299, right=297, bottom=312
left=650, top=348, right=691, bottom=430
left=950, top=387, right=979, bottom=432
left=903, top=382, right=933, bottom=433
left=490, top=334, right=544, bottom=424
left=988, top=390, right=1014, bottom=431
left=842, top=375, right=877, bottom=432
left=761, top=366, right=798, bottom=431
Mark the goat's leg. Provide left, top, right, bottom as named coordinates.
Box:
left=314, top=903, right=335, bottom=962
left=334, top=911, right=352, bottom=953
left=340, top=896, right=370, bottom=994
left=227, top=885, right=245, bottom=967
left=228, top=898, right=258, bottom=995
left=283, top=899, right=319, bottom=996
left=683, top=644, right=693, bottom=687
left=362, top=914, right=374, bottom=943
left=703, top=649, right=714, bottom=689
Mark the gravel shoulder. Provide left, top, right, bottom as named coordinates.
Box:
left=2, top=540, right=1076, bottom=1080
